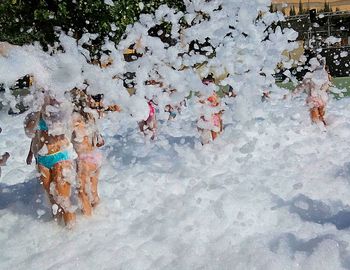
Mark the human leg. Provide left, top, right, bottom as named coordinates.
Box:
left=90, top=167, right=100, bottom=207
left=138, top=121, right=146, bottom=134
left=319, top=106, right=326, bottom=126
left=199, top=128, right=211, bottom=145
left=52, top=160, right=76, bottom=226
left=310, top=107, right=320, bottom=123
left=38, top=164, right=56, bottom=206
left=77, top=160, right=93, bottom=216
left=211, top=113, right=221, bottom=140
left=211, top=130, right=218, bottom=140
left=150, top=121, right=157, bottom=140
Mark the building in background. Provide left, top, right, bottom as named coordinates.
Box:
left=272, top=1, right=350, bottom=78
left=271, top=0, right=350, bottom=16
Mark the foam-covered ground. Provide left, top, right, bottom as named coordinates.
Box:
left=1, top=96, right=350, bottom=270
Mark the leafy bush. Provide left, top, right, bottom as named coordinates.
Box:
left=0, top=0, right=185, bottom=53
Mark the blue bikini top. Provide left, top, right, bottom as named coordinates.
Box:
left=37, top=118, right=48, bottom=131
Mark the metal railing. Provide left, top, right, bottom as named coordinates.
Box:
left=286, top=10, right=350, bottom=21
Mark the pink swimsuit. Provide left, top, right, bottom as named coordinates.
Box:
left=148, top=101, right=155, bottom=118
left=145, top=101, right=157, bottom=130
left=79, top=150, right=103, bottom=168
left=211, top=114, right=221, bottom=127
left=307, top=96, right=325, bottom=108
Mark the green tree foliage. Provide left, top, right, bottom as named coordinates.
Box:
left=0, top=0, right=185, bottom=52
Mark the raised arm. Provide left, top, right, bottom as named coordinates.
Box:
left=26, top=141, right=34, bottom=165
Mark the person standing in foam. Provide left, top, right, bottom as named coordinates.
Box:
left=25, top=92, right=76, bottom=228
left=293, top=59, right=331, bottom=126
left=71, top=89, right=105, bottom=216
left=138, top=80, right=159, bottom=140
left=138, top=98, right=157, bottom=140
left=197, top=75, right=223, bottom=144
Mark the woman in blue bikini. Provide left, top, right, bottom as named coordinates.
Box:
left=25, top=95, right=76, bottom=227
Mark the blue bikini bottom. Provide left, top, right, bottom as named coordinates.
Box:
left=37, top=150, right=70, bottom=170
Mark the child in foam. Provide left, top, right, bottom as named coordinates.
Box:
left=197, top=76, right=224, bottom=144
left=164, top=88, right=187, bottom=121
left=165, top=104, right=177, bottom=120
left=138, top=79, right=160, bottom=140
left=138, top=98, right=158, bottom=140
left=293, top=61, right=331, bottom=126
left=71, top=89, right=107, bottom=216
left=25, top=93, right=76, bottom=227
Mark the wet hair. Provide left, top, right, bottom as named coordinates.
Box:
left=202, top=74, right=215, bottom=84
left=91, top=94, right=104, bottom=102
left=71, top=88, right=95, bottom=123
